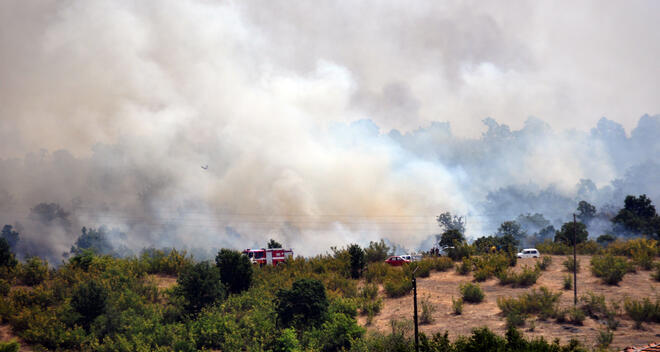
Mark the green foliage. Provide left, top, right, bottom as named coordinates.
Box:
left=0, top=238, right=17, bottom=269
left=612, top=194, right=660, bottom=237
left=70, top=226, right=116, bottom=256
left=590, top=254, right=630, bottom=285
left=18, top=257, right=49, bottom=286
left=624, top=297, right=660, bottom=329
left=496, top=221, right=526, bottom=247
left=436, top=212, right=466, bottom=234
left=0, top=340, right=20, bottom=352
left=215, top=248, right=253, bottom=294
left=274, top=328, right=302, bottom=352
left=430, top=257, right=453, bottom=272
left=576, top=201, right=596, bottom=224
left=276, top=278, right=329, bottom=329
left=455, top=258, right=471, bottom=275
left=447, top=242, right=472, bottom=261
left=452, top=297, right=463, bottom=315
left=404, top=260, right=432, bottom=278
left=497, top=266, right=541, bottom=287
left=459, top=282, right=484, bottom=303
left=578, top=292, right=607, bottom=319
left=471, top=253, right=509, bottom=281
left=420, top=296, right=436, bottom=324
left=554, top=222, right=588, bottom=246
left=348, top=244, right=365, bottom=279
left=535, top=256, right=552, bottom=271
left=71, top=279, right=108, bottom=328
left=562, top=256, right=579, bottom=273
left=556, top=307, right=585, bottom=325
left=0, top=279, right=9, bottom=297
left=563, top=274, right=572, bottom=290
left=438, top=229, right=465, bottom=248
left=177, top=261, right=225, bottom=314
left=596, top=329, right=613, bottom=349
left=139, top=248, right=193, bottom=275
left=596, top=234, right=616, bottom=246
left=1, top=225, right=19, bottom=251
left=364, top=262, right=392, bottom=283
left=364, top=239, right=392, bottom=263
left=497, top=287, right=561, bottom=320
left=606, top=238, right=659, bottom=270
left=268, top=238, right=283, bottom=249
left=383, top=270, right=413, bottom=298
left=653, top=262, right=660, bottom=281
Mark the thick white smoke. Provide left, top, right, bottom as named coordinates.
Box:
left=1, top=1, right=659, bottom=261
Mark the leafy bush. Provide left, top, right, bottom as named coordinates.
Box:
left=579, top=292, right=607, bottom=318
left=497, top=287, right=561, bottom=320
left=404, top=260, right=432, bottom=278
left=0, top=340, right=20, bottom=352
left=471, top=254, right=508, bottom=282
left=274, top=328, right=301, bottom=352
left=590, top=254, right=631, bottom=285
left=455, top=258, right=471, bottom=275
left=18, top=257, right=49, bottom=286
left=0, top=238, right=17, bottom=269
left=563, top=275, right=572, bottom=290
left=653, top=263, right=660, bottom=282
left=505, top=310, right=526, bottom=328
left=139, top=248, right=192, bottom=275
left=452, top=297, right=463, bottom=315
left=497, top=266, right=540, bottom=287
left=535, top=256, right=552, bottom=271
left=431, top=257, right=453, bottom=272
left=459, top=282, right=484, bottom=303
left=71, top=279, right=108, bottom=328
left=420, top=296, right=436, bottom=324
left=597, top=329, right=613, bottom=349
left=383, top=271, right=413, bottom=298
left=364, top=239, right=392, bottom=263
left=177, top=261, right=226, bottom=314
left=348, top=244, right=366, bottom=279
left=364, top=262, right=392, bottom=284
left=446, top=242, right=472, bottom=261
left=276, top=278, right=329, bottom=329
left=0, top=279, right=9, bottom=296
left=624, top=297, right=660, bottom=329
left=215, top=248, right=253, bottom=294
left=358, top=284, right=381, bottom=323
left=562, top=256, right=579, bottom=273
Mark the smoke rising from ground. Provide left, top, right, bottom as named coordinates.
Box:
left=1, top=1, right=659, bottom=261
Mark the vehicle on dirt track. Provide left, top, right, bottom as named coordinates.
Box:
left=385, top=255, right=410, bottom=266
left=517, top=248, right=540, bottom=258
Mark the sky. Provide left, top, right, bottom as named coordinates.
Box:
left=1, top=1, right=659, bottom=260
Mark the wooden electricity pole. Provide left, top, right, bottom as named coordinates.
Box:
left=412, top=266, right=419, bottom=352
left=573, top=213, right=577, bottom=307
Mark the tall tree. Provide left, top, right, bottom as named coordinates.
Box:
left=215, top=249, right=253, bottom=294
left=364, top=239, right=392, bottom=262
left=1, top=224, right=19, bottom=251
left=177, top=261, right=225, bottom=314
left=496, top=221, right=526, bottom=244
left=576, top=201, right=597, bottom=225
left=437, top=229, right=465, bottom=247
left=267, top=238, right=283, bottom=249
left=0, top=237, right=17, bottom=268
left=347, top=244, right=365, bottom=279
left=612, top=194, right=660, bottom=237
left=275, top=278, right=328, bottom=329
left=554, top=222, right=588, bottom=245
left=436, top=212, right=465, bottom=234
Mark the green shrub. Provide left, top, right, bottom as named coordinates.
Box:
left=653, top=263, right=660, bottom=282
left=624, top=297, right=660, bottom=329
left=455, top=258, right=471, bottom=275
left=18, top=257, right=49, bottom=286
left=348, top=244, right=366, bottom=279
left=590, top=254, right=630, bottom=285
left=364, top=239, right=392, bottom=263
left=0, top=279, right=9, bottom=296
left=420, top=296, right=436, bottom=324
left=0, top=340, right=20, bottom=352
left=555, top=307, right=584, bottom=325
left=138, top=248, right=192, bottom=275
left=404, top=260, right=432, bottom=278
left=215, top=248, right=253, bottom=294
left=452, top=297, right=463, bottom=315
left=358, top=284, right=382, bottom=322
left=562, top=256, right=579, bottom=273
left=177, top=261, right=226, bottom=314
left=431, top=257, right=453, bottom=272
left=597, top=329, right=613, bottom=349
left=563, top=275, right=573, bottom=290
left=471, top=254, right=508, bottom=281
left=446, top=242, right=472, bottom=261
left=579, top=292, right=607, bottom=318
left=325, top=273, right=357, bottom=297
left=536, top=256, right=552, bottom=271
left=71, top=279, right=108, bottom=328
left=364, top=262, right=392, bottom=283
left=608, top=238, right=658, bottom=270
left=497, top=287, right=561, bottom=320
left=274, top=328, right=302, bottom=352
left=276, top=278, right=329, bottom=329
left=0, top=238, right=17, bottom=269
left=459, top=282, right=484, bottom=303
left=497, top=266, right=540, bottom=287
left=505, top=310, right=526, bottom=328
left=383, top=271, right=413, bottom=298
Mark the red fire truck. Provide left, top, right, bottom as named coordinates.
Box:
left=242, top=248, right=293, bottom=266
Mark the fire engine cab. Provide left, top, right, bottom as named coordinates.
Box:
left=242, top=248, right=293, bottom=266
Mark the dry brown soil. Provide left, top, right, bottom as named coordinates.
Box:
left=357, top=255, right=660, bottom=350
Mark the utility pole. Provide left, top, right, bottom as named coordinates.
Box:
left=412, top=266, right=419, bottom=352
left=573, top=213, right=577, bottom=307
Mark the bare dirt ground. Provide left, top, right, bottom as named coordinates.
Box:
left=148, top=274, right=178, bottom=290
left=358, top=255, right=660, bottom=350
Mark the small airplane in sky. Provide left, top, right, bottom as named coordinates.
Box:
left=201, top=165, right=208, bottom=170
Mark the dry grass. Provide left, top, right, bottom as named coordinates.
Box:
left=357, top=255, right=660, bottom=350
left=0, top=324, right=32, bottom=352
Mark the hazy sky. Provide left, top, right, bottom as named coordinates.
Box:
left=1, top=1, right=659, bottom=257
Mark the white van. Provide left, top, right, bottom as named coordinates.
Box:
left=517, top=248, right=540, bottom=258
left=400, top=254, right=422, bottom=262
